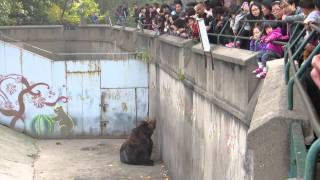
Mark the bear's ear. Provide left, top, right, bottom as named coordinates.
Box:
left=147, top=118, right=156, bottom=129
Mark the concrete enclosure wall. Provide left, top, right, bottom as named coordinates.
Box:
left=0, top=25, right=306, bottom=180
left=0, top=25, right=258, bottom=179
left=0, top=38, right=149, bottom=138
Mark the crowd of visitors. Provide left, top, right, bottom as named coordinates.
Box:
left=128, top=0, right=320, bottom=79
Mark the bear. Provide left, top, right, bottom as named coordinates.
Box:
left=120, top=118, right=156, bottom=166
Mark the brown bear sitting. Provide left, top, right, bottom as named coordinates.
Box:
left=120, top=119, right=156, bottom=166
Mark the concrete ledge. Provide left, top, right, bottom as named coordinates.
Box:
left=158, top=34, right=194, bottom=48
left=191, top=43, right=214, bottom=55
left=109, top=25, right=124, bottom=31
left=212, top=46, right=257, bottom=66
left=0, top=25, right=62, bottom=29
left=247, top=60, right=309, bottom=180
left=121, top=27, right=137, bottom=32
left=137, top=29, right=157, bottom=38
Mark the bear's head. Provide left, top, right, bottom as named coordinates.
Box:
left=146, top=118, right=156, bottom=130
left=138, top=118, right=156, bottom=137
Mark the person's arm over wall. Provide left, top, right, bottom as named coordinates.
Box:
left=233, top=13, right=244, bottom=34
left=284, top=13, right=305, bottom=23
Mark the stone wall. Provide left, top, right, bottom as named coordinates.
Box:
left=0, top=25, right=309, bottom=180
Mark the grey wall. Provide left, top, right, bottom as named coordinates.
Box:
left=0, top=25, right=309, bottom=180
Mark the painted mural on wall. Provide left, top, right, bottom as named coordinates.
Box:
left=1, top=40, right=149, bottom=138
left=52, top=106, right=74, bottom=136
left=30, top=107, right=75, bottom=136
left=0, top=74, right=72, bottom=135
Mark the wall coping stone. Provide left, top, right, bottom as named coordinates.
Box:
left=0, top=25, right=62, bottom=29
left=158, top=34, right=194, bottom=48
left=213, top=46, right=257, bottom=66
left=191, top=43, right=214, bottom=55
left=191, top=43, right=257, bottom=66
left=137, top=29, right=157, bottom=38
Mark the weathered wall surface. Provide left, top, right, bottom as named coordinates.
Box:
left=0, top=25, right=258, bottom=179
left=147, top=33, right=259, bottom=179
left=0, top=38, right=148, bottom=138
left=0, top=25, right=304, bottom=180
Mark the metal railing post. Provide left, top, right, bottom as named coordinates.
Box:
left=287, top=43, right=320, bottom=110
left=288, top=122, right=307, bottom=178
left=284, top=24, right=303, bottom=65
left=285, top=29, right=314, bottom=84
left=233, top=21, right=247, bottom=47
left=217, top=20, right=230, bottom=45
left=304, top=139, right=320, bottom=180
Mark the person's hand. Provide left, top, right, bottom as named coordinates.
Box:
left=282, top=15, right=287, bottom=21
left=305, top=43, right=315, bottom=52
left=311, top=54, right=320, bottom=88
left=217, top=21, right=223, bottom=27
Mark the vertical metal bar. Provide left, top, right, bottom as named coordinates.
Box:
left=210, top=50, right=214, bottom=70
left=288, top=122, right=307, bottom=178
left=304, top=139, right=320, bottom=180
left=135, top=88, right=138, bottom=127
left=233, top=21, right=247, bottom=47
left=288, top=43, right=320, bottom=110
left=284, top=24, right=303, bottom=65
left=289, top=24, right=302, bottom=44
left=285, top=29, right=313, bottom=84
left=217, top=20, right=229, bottom=45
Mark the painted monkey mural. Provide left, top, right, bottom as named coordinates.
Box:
left=52, top=106, right=74, bottom=136
left=0, top=74, right=68, bottom=128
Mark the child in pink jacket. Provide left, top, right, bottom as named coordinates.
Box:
left=252, top=23, right=284, bottom=78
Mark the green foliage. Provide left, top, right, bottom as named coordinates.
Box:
left=48, top=4, right=62, bottom=24
left=137, top=49, right=151, bottom=64
left=0, top=0, right=167, bottom=26
left=69, top=0, right=99, bottom=18
left=0, top=0, right=23, bottom=25
left=31, top=114, right=55, bottom=136
left=177, top=68, right=185, bottom=81
left=51, top=0, right=100, bottom=25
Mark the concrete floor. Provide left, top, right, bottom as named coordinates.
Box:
left=34, top=139, right=168, bottom=180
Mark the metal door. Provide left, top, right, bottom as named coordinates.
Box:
left=101, top=89, right=136, bottom=137
left=100, top=59, right=149, bottom=137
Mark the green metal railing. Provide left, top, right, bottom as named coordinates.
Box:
left=287, top=42, right=320, bottom=110
left=289, top=122, right=307, bottom=179
left=231, top=19, right=320, bottom=180
left=285, top=24, right=320, bottom=179
left=305, top=139, right=320, bottom=180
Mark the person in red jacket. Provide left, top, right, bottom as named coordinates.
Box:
left=187, top=17, right=199, bottom=38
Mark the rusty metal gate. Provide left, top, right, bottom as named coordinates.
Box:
left=100, top=60, right=148, bottom=137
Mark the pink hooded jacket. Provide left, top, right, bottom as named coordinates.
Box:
left=260, top=27, right=284, bottom=56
